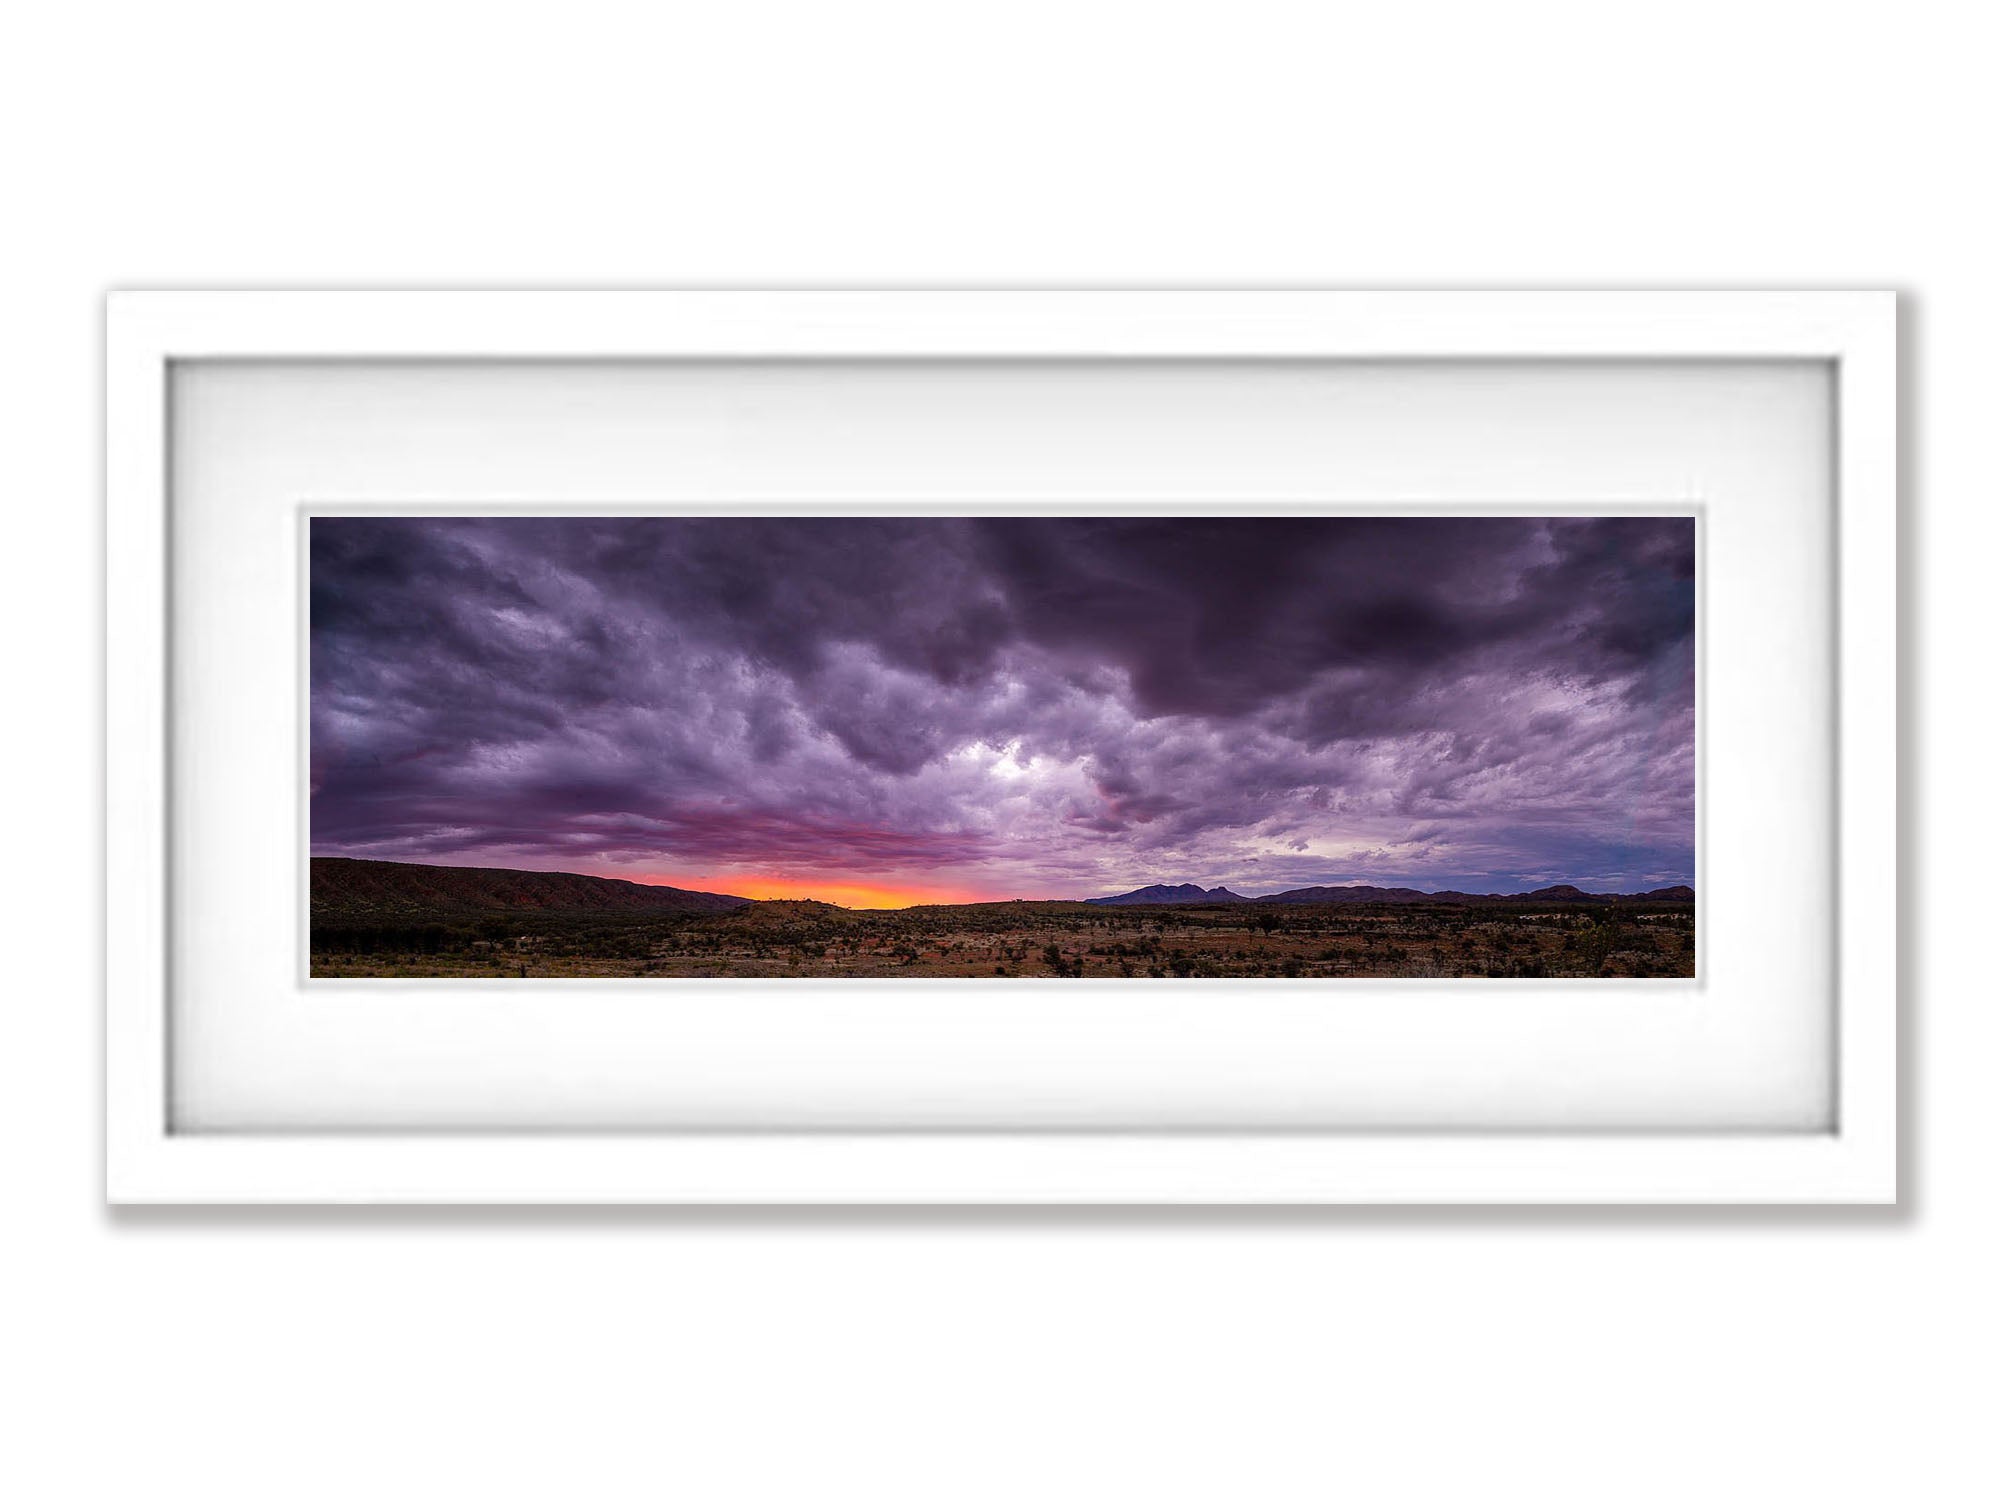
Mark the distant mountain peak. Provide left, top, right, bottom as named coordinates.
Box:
left=1086, top=882, right=1250, bottom=906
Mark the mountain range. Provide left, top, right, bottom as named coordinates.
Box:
left=1090, top=880, right=1694, bottom=906
left=310, top=857, right=1693, bottom=918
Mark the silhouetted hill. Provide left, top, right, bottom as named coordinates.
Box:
left=311, top=857, right=752, bottom=917
left=1252, top=885, right=1440, bottom=905
left=1087, top=880, right=1694, bottom=906
left=1252, top=883, right=1694, bottom=905
left=1086, top=883, right=1251, bottom=906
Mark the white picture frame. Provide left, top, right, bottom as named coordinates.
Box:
left=106, top=290, right=1897, bottom=1204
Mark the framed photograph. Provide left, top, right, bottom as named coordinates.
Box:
left=106, top=290, right=1896, bottom=1203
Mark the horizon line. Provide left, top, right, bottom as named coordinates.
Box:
left=309, top=855, right=1695, bottom=909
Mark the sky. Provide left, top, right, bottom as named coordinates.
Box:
left=309, top=516, right=1695, bottom=906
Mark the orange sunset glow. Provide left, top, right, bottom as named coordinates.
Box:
left=656, top=874, right=998, bottom=910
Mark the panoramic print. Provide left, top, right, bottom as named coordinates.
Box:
left=310, top=515, right=1695, bottom=979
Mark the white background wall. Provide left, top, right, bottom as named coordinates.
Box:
left=2, top=4, right=1987, bottom=1496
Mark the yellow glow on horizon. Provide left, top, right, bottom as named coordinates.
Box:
left=649, top=873, right=995, bottom=910
left=727, top=876, right=996, bottom=909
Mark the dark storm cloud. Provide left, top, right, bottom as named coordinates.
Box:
left=310, top=516, right=1695, bottom=896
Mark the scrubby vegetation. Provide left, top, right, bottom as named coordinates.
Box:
left=311, top=897, right=1695, bottom=979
